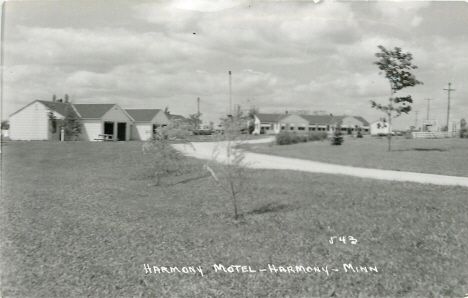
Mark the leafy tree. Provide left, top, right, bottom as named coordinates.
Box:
left=460, top=118, right=467, bottom=138
left=188, top=112, right=202, bottom=132
left=247, top=106, right=259, bottom=134
left=47, top=109, right=58, bottom=134
left=142, top=118, right=194, bottom=186
left=372, top=45, right=423, bottom=151
left=64, top=94, right=69, bottom=103
left=331, top=121, right=344, bottom=145
left=63, top=106, right=82, bottom=141
left=52, top=94, right=57, bottom=102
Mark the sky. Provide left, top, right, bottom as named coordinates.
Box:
left=2, top=0, right=468, bottom=129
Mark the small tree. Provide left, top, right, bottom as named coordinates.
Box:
left=460, top=118, right=467, bottom=138
left=142, top=118, right=194, bottom=186
left=372, top=45, right=423, bottom=151
left=188, top=112, right=202, bottom=132
left=331, top=121, right=344, bottom=145
left=205, top=107, right=251, bottom=220
left=357, top=128, right=363, bottom=138
left=248, top=106, right=259, bottom=134
left=62, top=106, right=82, bottom=141
left=47, top=109, right=58, bottom=134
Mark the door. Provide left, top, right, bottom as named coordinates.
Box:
left=104, top=121, right=114, bottom=135
left=117, top=123, right=126, bottom=141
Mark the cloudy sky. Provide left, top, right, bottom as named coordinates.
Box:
left=2, top=0, right=468, bottom=129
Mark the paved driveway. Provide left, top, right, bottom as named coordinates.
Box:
left=172, top=137, right=468, bottom=187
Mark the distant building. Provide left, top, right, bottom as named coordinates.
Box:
left=370, top=120, right=392, bottom=136
left=8, top=99, right=187, bottom=141
left=125, top=109, right=169, bottom=141
left=9, top=100, right=133, bottom=141
left=252, top=113, right=369, bottom=135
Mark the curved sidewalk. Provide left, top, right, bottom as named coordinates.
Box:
left=172, top=138, right=468, bottom=188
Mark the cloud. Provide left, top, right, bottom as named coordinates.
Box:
left=3, top=1, right=468, bottom=129
left=168, top=0, right=242, bottom=12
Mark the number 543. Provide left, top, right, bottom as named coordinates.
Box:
left=329, top=236, right=358, bottom=244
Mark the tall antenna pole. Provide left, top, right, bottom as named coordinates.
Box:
left=414, top=111, right=419, bottom=129
left=444, top=82, right=455, bottom=129
left=229, top=71, right=232, bottom=116
left=197, top=97, right=200, bottom=130
left=425, top=98, right=433, bottom=120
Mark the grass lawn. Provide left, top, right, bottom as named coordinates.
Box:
left=1, top=141, right=467, bottom=297
left=243, top=136, right=468, bottom=177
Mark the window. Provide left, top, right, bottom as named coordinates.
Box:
left=298, top=127, right=305, bottom=130
left=290, top=127, right=294, bottom=130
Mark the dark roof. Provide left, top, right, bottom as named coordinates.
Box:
left=125, top=109, right=161, bottom=122
left=352, top=116, right=370, bottom=126
left=38, top=100, right=79, bottom=118
left=300, top=115, right=344, bottom=125
left=167, top=114, right=187, bottom=121
left=73, top=104, right=116, bottom=119
left=255, top=113, right=286, bottom=122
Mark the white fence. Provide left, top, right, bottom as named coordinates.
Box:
left=412, top=132, right=451, bottom=139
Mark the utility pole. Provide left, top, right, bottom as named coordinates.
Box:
left=414, top=111, right=419, bottom=130
left=425, top=98, right=433, bottom=120
left=444, top=82, right=455, bottom=130
left=197, top=97, right=201, bottom=130
left=229, top=71, right=232, bottom=117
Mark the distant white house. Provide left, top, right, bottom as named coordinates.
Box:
left=9, top=100, right=133, bottom=141
left=125, top=109, right=169, bottom=141
left=74, top=104, right=133, bottom=141
left=252, top=113, right=370, bottom=135
left=370, top=120, right=392, bottom=136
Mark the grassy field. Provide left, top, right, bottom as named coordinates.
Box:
left=242, top=136, right=468, bottom=177
left=1, top=141, right=467, bottom=297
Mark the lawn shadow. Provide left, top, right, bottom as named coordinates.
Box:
left=395, top=148, right=448, bottom=152
left=248, top=202, right=293, bottom=215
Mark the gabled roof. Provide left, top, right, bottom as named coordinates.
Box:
left=352, top=116, right=370, bottom=126
left=73, top=104, right=116, bottom=119
left=167, top=114, right=187, bottom=121
left=255, top=113, right=370, bottom=126
left=38, top=100, right=79, bottom=118
left=255, top=113, right=287, bottom=122
left=300, top=115, right=343, bottom=125
left=9, top=100, right=79, bottom=118
left=125, top=109, right=161, bottom=122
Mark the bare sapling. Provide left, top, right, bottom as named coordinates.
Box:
left=204, top=107, right=252, bottom=220
left=142, top=118, right=194, bottom=186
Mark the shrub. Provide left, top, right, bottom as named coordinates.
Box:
left=308, top=131, right=328, bottom=141
left=276, top=131, right=292, bottom=145
left=356, top=130, right=363, bottom=138
left=460, top=127, right=468, bottom=138
left=331, top=124, right=344, bottom=146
